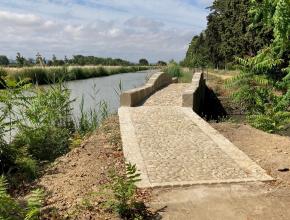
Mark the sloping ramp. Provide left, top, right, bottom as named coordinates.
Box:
left=119, top=105, right=272, bottom=188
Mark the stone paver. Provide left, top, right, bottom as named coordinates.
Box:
left=119, top=83, right=272, bottom=188
left=143, top=83, right=191, bottom=106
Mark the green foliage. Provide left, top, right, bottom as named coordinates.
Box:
left=0, top=176, right=44, bottom=220
left=156, top=61, right=167, bottom=66
left=104, top=163, right=149, bottom=219
left=13, top=84, right=73, bottom=161
left=183, top=0, right=274, bottom=68
left=16, top=53, right=26, bottom=67
left=247, top=109, right=290, bottom=133
left=0, top=56, right=9, bottom=66
left=164, top=62, right=182, bottom=78
left=76, top=96, right=99, bottom=136
left=6, top=66, right=149, bottom=85
left=182, top=33, right=209, bottom=68
left=138, top=59, right=149, bottom=66
left=25, top=189, right=45, bottom=220
left=69, top=55, right=133, bottom=66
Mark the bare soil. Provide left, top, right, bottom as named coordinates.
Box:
left=38, top=116, right=124, bottom=219
left=31, top=116, right=150, bottom=220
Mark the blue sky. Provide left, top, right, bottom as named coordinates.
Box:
left=0, top=0, right=213, bottom=62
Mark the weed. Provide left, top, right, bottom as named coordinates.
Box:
left=0, top=176, right=44, bottom=220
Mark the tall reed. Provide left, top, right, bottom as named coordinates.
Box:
left=3, top=66, right=149, bottom=85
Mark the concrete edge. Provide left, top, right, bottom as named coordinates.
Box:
left=182, top=72, right=206, bottom=113
left=118, top=107, right=151, bottom=187
left=182, top=107, right=274, bottom=182
left=120, top=72, right=173, bottom=107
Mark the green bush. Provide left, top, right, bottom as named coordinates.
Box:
left=0, top=176, right=44, bottom=220
left=102, top=163, right=152, bottom=219
left=163, top=62, right=182, bottom=78
left=13, top=126, right=70, bottom=161
left=247, top=106, right=290, bottom=133
left=13, top=84, right=74, bottom=161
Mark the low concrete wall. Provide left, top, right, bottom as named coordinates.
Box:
left=182, top=72, right=205, bottom=113
left=120, top=72, right=173, bottom=107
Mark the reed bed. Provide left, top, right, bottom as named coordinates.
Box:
left=1, top=66, right=149, bottom=85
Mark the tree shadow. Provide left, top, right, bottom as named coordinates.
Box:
left=120, top=202, right=167, bottom=220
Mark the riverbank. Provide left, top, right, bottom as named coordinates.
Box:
left=18, top=116, right=153, bottom=219
left=0, top=66, right=150, bottom=86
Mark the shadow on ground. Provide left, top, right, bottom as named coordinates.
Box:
left=200, top=86, right=227, bottom=122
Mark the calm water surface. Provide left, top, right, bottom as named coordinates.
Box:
left=64, top=70, right=155, bottom=118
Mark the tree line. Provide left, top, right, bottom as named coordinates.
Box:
left=0, top=53, right=167, bottom=67
left=183, top=0, right=290, bottom=133
left=182, top=0, right=274, bottom=69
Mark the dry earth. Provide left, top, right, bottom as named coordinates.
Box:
left=38, top=116, right=124, bottom=219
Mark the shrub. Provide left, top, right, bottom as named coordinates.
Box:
left=0, top=176, right=44, bottom=220
left=103, top=163, right=151, bottom=219
left=13, top=84, right=74, bottom=161
left=163, top=62, right=182, bottom=78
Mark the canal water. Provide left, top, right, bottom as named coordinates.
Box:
left=2, top=70, right=155, bottom=142
left=63, top=69, right=155, bottom=118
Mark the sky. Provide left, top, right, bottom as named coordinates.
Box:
left=0, top=0, right=213, bottom=63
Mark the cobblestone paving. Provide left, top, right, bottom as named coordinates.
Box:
left=143, top=83, right=191, bottom=106
left=127, top=106, right=271, bottom=186
left=119, top=84, right=272, bottom=187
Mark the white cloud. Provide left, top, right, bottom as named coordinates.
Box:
left=0, top=0, right=210, bottom=62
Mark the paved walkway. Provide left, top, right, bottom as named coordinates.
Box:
left=118, top=84, right=272, bottom=188
left=143, top=83, right=191, bottom=106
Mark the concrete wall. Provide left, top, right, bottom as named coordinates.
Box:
left=182, top=72, right=205, bottom=113
left=120, top=72, right=174, bottom=107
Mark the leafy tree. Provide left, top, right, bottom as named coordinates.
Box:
left=139, top=58, right=149, bottom=66
left=183, top=0, right=274, bottom=68
left=157, top=60, right=167, bottom=66
left=228, top=0, right=290, bottom=132
left=0, top=56, right=9, bottom=66
left=35, top=52, right=44, bottom=66
left=182, top=33, right=208, bottom=68
left=16, top=53, right=26, bottom=67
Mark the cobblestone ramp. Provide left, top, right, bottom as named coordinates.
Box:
left=119, top=106, right=273, bottom=188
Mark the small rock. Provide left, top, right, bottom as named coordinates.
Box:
left=278, top=167, right=289, bottom=172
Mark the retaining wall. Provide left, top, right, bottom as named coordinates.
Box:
left=182, top=72, right=205, bottom=113
left=120, top=72, right=175, bottom=107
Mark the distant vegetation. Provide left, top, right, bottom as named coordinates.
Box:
left=0, top=53, right=167, bottom=68
left=0, top=66, right=149, bottom=86
left=139, top=58, right=149, bottom=66
left=182, top=0, right=290, bottom=133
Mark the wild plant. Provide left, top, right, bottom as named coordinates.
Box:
left=13, top=83, right=74, bottom=161
left=163, top=62, right=183, bottom=78
left=102, top=163, right=151, bottom=219
left=0, top=176, right=44, bottom=220
left=76, top=96, right=99, bottom=136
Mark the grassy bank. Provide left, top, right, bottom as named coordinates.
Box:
left=0, top=66, right=150, bottom=85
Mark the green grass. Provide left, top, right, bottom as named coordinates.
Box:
left=179, top=69, right=193, bottom=83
